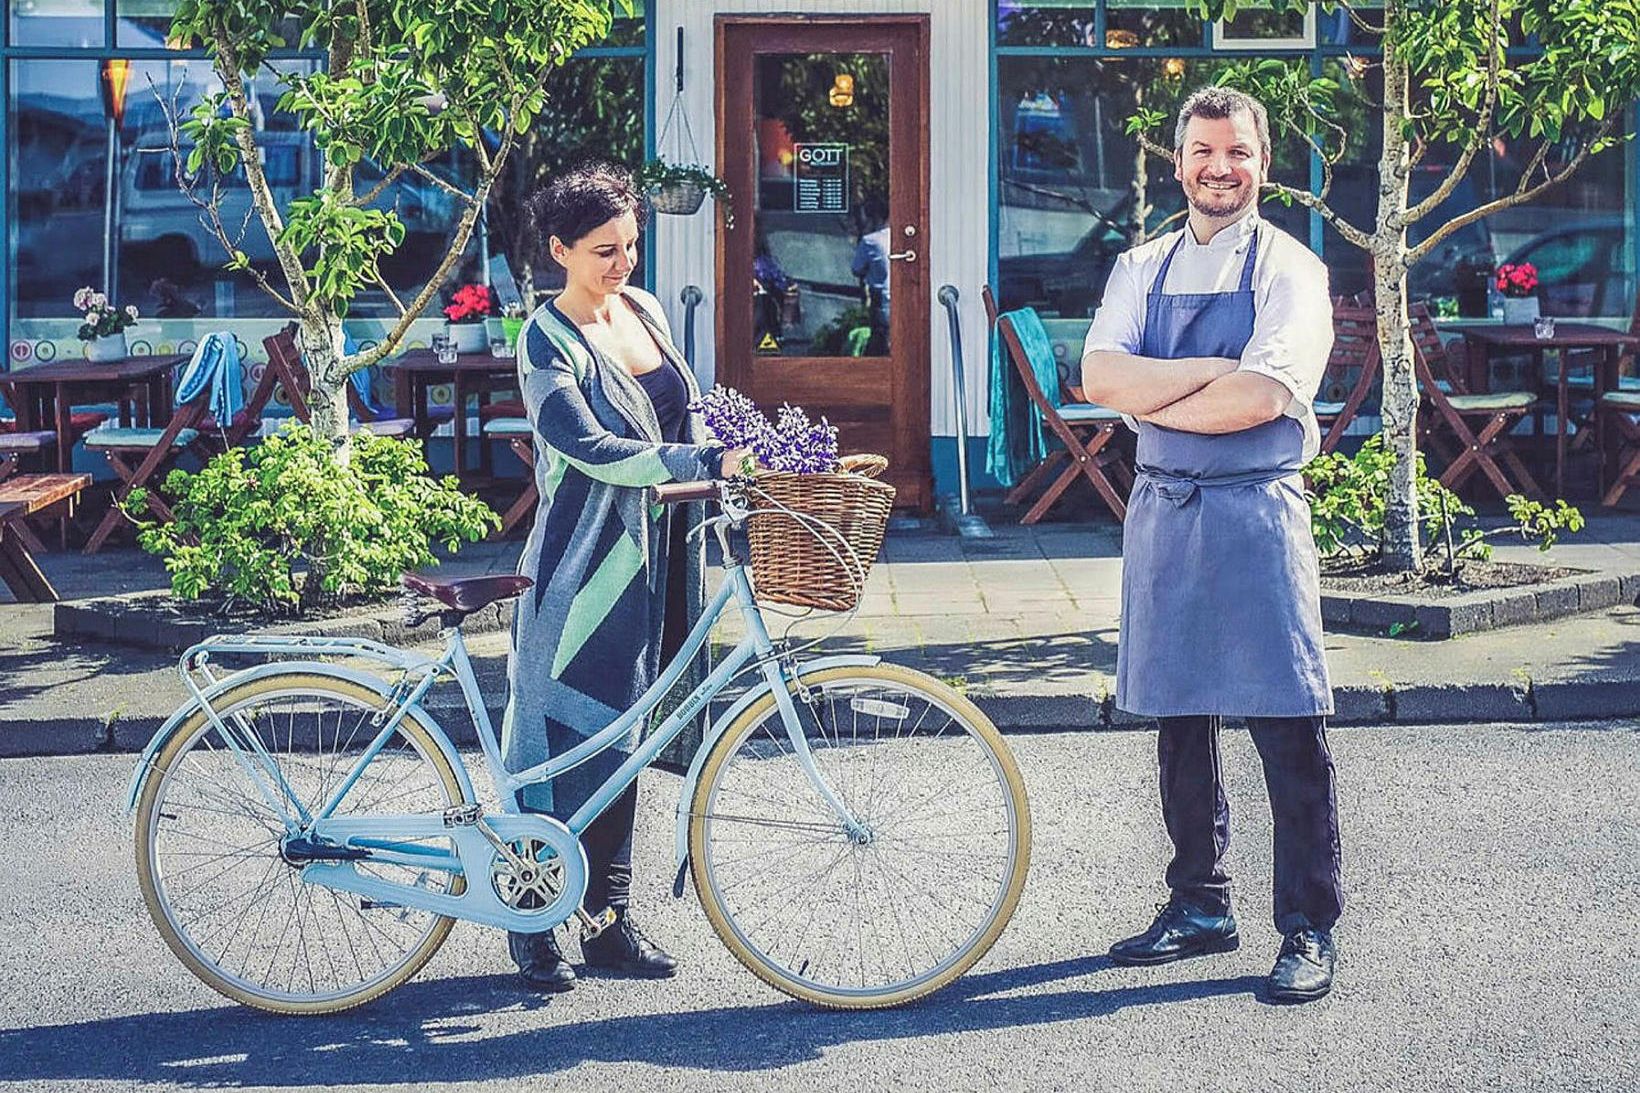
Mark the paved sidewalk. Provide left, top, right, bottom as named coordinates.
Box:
left=3, top=513, right=1640, bottom=755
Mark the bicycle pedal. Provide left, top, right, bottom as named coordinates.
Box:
left=577, top=907, right=618, bottom=940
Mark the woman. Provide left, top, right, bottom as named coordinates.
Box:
left=502, top=162, right=753, bottom=993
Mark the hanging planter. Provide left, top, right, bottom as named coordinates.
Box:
left=637, top=159, right=732, bottom=223
left=642, top=33, right=733, bottom=226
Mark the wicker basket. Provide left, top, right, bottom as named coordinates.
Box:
left=649, top=180, right=708, bottom=216
left=745, top=457, right=895, bottom=612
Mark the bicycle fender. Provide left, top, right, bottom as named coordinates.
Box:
left=125, top=661, right=473, bottom=813
left=672, top=654, right=881, bottom=882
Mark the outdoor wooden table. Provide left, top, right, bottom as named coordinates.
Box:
left=1447, top=322, right=1640, bottom=498
left=0, top=473, right=91, bottom=602
left=4, top=355, right=181, bottom=472
left=387, top=350, right=519, bottom=479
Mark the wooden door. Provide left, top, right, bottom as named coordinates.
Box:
left=716, top=16, right=932, bottom=511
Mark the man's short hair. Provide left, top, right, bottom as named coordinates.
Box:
left=1174, top=87, right=1271, bottom=161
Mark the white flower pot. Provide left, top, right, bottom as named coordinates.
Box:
left=447, top=321, right=487, bottom=354
left=1502, top=296, right=1540, bottom=325
left=85, top=330, right=129, bottom=362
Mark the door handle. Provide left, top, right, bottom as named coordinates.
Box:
left=887, top=249, right=917, bottom=263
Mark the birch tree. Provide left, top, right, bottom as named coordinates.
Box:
left=163, top=0, right=617, bottom=448
left=1131, top=0, right=1640, bottom=570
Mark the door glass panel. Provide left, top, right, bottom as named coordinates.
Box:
left=750, top=52, right=890, bottom=358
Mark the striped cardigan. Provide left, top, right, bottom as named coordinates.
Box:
left=501, top=287, right=723, bottom=811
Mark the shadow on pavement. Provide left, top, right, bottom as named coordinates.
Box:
left=0, top=957, right=1264, bottom=1085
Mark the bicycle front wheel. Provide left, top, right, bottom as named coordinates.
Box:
left=690, top=663, right=1030, bottom=1008
left=134, top=673, right=469, bottom=1015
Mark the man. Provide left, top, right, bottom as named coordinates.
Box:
left=851, top=196, right=892, bottom=354
left=1079, top=87, right=1344, bottom=1003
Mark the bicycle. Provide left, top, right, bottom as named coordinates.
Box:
left=129, top=478, right=1030, bottom=1014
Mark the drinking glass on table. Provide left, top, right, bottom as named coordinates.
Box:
left=432, top=333, right=458, bottom=364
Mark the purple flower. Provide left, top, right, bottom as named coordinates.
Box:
left=692, top=386, right=840, bottom=474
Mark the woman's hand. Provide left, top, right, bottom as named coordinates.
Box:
left=720, top=447, right=759, bottom=478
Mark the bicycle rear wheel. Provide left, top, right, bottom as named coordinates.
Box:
left=690, top=663, right=1030, bottom=1008
left=134, top=673, right=468, bottom=1014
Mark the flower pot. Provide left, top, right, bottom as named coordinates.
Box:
left=447, top=321, right=487, bottom=354
left=502, top=316, right=526, bottom=347
left=1502, top=295, right=1540, bottom=325
left=85, top=330, right=128, bottom=362
left=650, top=180, right=708, bottom=216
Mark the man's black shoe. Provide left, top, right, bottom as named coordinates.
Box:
left=508, top=929, right=576, bottom=993
left=1109, top=899, right=1240, bottom=966
left=1267, top=928, right=1336, bottom=1002
left=580, top=908, right=679, bottom=978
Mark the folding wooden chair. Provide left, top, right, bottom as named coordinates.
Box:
left=82, top=370, right=218, bottom=553
left=480, top=415, right=538, bottom=537
left=1314, top=305, right=1382, bottom=454
left=1598, top=389, right=1640, bottom=506
left=991, top=311, right=1131, bottom=524
left=259, top=325, right=417, bottom=440
left=1412, top=303, right=1544, bottom=501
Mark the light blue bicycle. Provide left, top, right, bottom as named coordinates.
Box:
left=130, top=479, right=1030, bottom=1013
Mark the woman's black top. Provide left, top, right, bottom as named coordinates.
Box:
left=634, top=362, right=689, bottom=444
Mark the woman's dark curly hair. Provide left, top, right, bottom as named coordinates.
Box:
left=527, top=161, right=649, bottom=253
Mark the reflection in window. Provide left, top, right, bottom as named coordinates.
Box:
left=9, top=0, right=106, bottom=49
left=1106, top=1, right=1199, bottom=49
left=996, top=2, right=1095, bottom=49
left=997, top=56, right=1307, bottom=319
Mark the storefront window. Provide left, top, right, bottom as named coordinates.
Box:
left=997, top=55, right=1307, bottom=319
left=9, top=0, right=105, bottom=49
left=996, top=3, right=1096, bottom=49
left=1106, top=1, right=1199, bottom=49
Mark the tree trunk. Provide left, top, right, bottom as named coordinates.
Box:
left=1374, top=22, right=1421, bottom=573
left=299, top=316, right=352, bottom=452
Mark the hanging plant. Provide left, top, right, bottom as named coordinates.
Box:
left=637, top=158, right=733, bottom=225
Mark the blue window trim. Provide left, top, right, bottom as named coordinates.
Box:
left=0, top=13, right=653, bottom=363
left=988, top=0, right=1630, bottom=314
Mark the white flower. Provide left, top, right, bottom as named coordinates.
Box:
left=124, top=305, right=139, bottom=320
left=90, top=291, right=108, bottom=310
left=85, top=310, right=100, bottom=325
left=73, top=287, right=93, bottom=310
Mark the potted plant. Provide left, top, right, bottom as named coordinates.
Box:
left=73, top=286, right=140, bottom=362
left=500, top=301, right=529, bottom=348
left=1494, top=261, right=1541, bottom=324
left=636, top=158, right=733, bottom=225
left=442, top=283, right=494, bottom=353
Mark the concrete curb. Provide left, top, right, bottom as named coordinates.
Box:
left=1321, top=568, right=1640, bottom=639
left=5, top=676, right=1636, bottom=760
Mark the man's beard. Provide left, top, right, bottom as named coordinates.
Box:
left=1186, top=178, right=1255, bottom=221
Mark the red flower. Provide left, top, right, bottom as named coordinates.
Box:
left=1494, top=262, right=1538, bottom=299
left=443, top=284, right=495, bottom=322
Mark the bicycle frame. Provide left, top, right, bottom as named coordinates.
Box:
left=142, top=552, right=868, bottom=855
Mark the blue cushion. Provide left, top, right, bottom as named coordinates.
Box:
left=1057, top=403, right=1123, bottom=423
left=1312, top=400, right=1348, bottom=417
left=481, top=417, right=533, bottom=437
left=83, top=426, right=200, bottom=450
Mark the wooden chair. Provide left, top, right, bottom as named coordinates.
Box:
left=0, top=473, right=90, bottom=601
left=983, top=289, right=1131, bottom=524
left=81, top=372, right=218, bottom=554
left=260, top=325, right=417, bottom=440
left=1597, top=388, right=1640, bottom=506
left=1411, top=302, right=1544, bottom=500
left=481, top=415, right=538, bottom=537
left=1314, top=305, right=1382, bottom=454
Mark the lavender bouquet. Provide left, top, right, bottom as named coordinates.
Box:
left=693, top=385, right=841, bottom=474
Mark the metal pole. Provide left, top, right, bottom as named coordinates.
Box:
left=937, top=284, right=985, bottom=533
left=102, top=116, right=117, bottom=299
left=680, top=284, right=703, bottom=371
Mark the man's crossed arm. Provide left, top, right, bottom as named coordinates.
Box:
left=1080, top=350, right=1290, bottom=434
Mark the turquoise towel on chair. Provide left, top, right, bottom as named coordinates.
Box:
left=176, top=332, right=245, bottom=429
left=986, top=306, right=1059, bottom=489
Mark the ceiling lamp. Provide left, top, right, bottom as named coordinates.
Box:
left=829, top=73, right=855, bottom=108
left=1163, top=57, right=1186, bottom=79
left=1105, top=29, right=1139, bottom=49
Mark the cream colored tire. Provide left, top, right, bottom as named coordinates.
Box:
left=135, top=673, right=469, bottom=1015
left=690, top=663, right=1031, bottom=1009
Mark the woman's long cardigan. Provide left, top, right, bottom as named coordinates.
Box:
left=501, top=287, right=720, bottom=812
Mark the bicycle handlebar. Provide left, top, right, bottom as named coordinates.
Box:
left=653, top=480, right=722, bottom=504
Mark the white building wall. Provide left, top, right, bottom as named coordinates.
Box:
left=652, top=0, right=992, bottom=437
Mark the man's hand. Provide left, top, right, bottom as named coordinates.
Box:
left=1138, top=371, right=1292, bottom=434
left=1080, top=352, right=1238, bottom=415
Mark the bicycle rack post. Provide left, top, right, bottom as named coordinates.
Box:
left=937, top=284, right=991, bottom=539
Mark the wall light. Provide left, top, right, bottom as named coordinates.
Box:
left=829, top=73, right=855, bottom=108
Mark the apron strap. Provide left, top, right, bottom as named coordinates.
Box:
left=1237, top=224, right=1261, bottom=293
left=1148, top=234, right=1187, bottom=299
left=1147, top=221, right=1262, bottom=300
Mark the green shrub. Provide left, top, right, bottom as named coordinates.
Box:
left=126, top=422, right=499, bottom=616
left=1304, top=434, right=1582, bottom=571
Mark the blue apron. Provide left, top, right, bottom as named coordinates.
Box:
left=1116, top=226, right=1332, bottom=718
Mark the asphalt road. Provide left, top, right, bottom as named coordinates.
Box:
left=1, top=723, right=1636, bottom=1093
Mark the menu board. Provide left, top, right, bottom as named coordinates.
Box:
left=793, top=143, right=849, bottom=213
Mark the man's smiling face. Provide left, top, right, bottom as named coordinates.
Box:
left=1175, top=112, right=1268, bottom=223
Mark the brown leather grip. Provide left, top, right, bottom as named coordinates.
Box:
left=653, top=480, right=721, bottom=504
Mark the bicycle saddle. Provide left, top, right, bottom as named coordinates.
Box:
left=401, top=573, right=534, bottom=614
